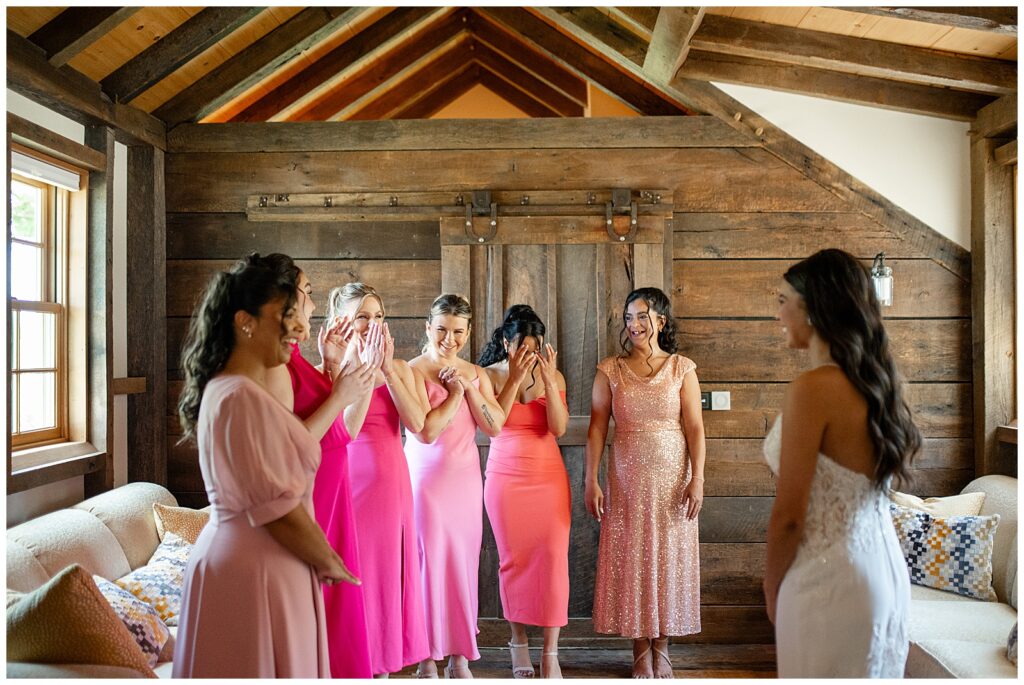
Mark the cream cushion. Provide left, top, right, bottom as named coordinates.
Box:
left=909, top=599, right=1017, bottom=644
left=906, top=640, right=1018, bottom=678
left=890, top=490, right=986, bottom=517
left=74, top=482, right=176, bottom=571
left=964, top=475, right=1018, bottom=608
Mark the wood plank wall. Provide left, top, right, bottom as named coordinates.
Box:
left=163, top=118, right=971, bottom=645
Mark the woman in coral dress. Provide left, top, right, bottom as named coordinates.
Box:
left=585, top=287, right=707, bottom=679
left=264, top=259, right=380, bottom=679
left=480, top=305, right=570, bottom=679
left=174, top=254, right=356, bottom=678
left=405, top=293, right=505, bottom=679
left=326, top=282, right=431, bottom=676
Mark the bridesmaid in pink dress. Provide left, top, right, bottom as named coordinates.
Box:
left=174, top=254, right=356, bottom=678
left=265, top=262, right=381, bottom=679
left=480, top=305, right=571, bottom=679
left=405, top=294, right=506, bottom=679
left=326, top=282, right=431, bottom=676
left=585, top=287, right=707, bottom=679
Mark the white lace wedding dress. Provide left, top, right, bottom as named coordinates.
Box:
left=763, top=416, right=910, bottom=677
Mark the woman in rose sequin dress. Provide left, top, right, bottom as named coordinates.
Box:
left=585, top=287, right=707, bottom=679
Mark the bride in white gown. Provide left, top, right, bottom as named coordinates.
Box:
left=763, top=249, right=921, bottom=678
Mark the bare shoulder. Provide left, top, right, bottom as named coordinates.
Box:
left=786, top=366, right=854, bottom=413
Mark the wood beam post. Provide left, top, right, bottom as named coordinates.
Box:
left=841, top=7, right=1017, bottom=34
left=643, top=7, right=706, bottom=83
left=28, top=8, right=140, bottom=67
left=84, top=126, right=115, bottom=497
left=126, top=145, right=167, bottom=485
left=970, top=137, right=1016, bottom=476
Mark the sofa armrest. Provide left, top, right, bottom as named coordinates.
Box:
left=6, top=662, right=148, bottom=678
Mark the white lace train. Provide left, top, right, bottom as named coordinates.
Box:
left=764, top=416, right=910, bottom=677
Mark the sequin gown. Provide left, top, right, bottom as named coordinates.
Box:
left=287, top=345, right=373, bottom=679
left=763, top=416, right=909, bottom=677
left=405, top=379, right=483, bottom=661
left=483, top=391, right=571, bottom=627
left=348, top=383, right=430, bottom=675
left=592, top=354, right=701, bottom=638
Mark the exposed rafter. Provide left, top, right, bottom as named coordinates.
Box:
left=231, top=7, right=443, bottom=122
left=680, top=50, right=994, bottom=121
left=841, top=7, right=1017, bottom=34
left=28, top=7, right=140, bottom=67
left=544, top=7, right=648, bottom=66
left=691, top=14, right=1016, bottom=95
left=643, top=7, right=706, bottom=83
left=155, top=7, right=371, bottom=127
left=390, top=63, right=481, bottom=120
left=471, top=40, right=584, bottom=117
left=477, top=68, right=562, bottom=118
left=101, top=7, right=262, bottom=103
left=297, top=11, right=467, bottom=122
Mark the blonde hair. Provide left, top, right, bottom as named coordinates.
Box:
left=422, top=293, right=472, bottom=353
left=326, top=282, right=384, bottom=321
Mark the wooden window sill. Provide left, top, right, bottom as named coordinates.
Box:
left=997, top=424, right=1017, bottom=446
left=9, top=442, right=106, bottom=494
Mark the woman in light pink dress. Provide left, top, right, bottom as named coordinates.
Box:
left=405, top=294, right=506, bottom=679
left=173, top=254, right=356, bottom=678
left=480, top=305, right=571, bottom=679
left=327, top=282, right=431, bottom=676
left=264, top=259, right=380, bottom=679
left=585, top=287, right=707, bottom=679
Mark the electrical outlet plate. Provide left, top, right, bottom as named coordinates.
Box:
left=711, top=391, right=731, bottom=411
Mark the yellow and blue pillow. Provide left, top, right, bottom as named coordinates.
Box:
left=889, top=502, right=1000, bottom=601
left=93, top=575, right=170, bottom=669
left=115, top=532, right=191, bottom=626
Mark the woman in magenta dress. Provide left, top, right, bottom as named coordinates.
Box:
left=265, top=260, right=381, bottom=679
left=405, top=294, right=506, bottom=679
left=480, top=305, right=570, bottom=679
left=326, top=282, right=431, bottom=676
left=174, top=254, right=356, bottom=678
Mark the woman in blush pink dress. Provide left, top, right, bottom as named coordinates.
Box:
left=480, top=305, right=570, bottom=679
left=405, top=294, right=506, bottom=679
left=173, top=254, right=357, bottom=678
left=326, top=282, right=431, bottom=676
left=264, top=259, right=381, bottom=679
left=585, top=287, right=707, bottom=679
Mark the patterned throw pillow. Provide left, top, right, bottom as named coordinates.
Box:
left=153, top=502, right=209, bottom=545
left=889, top=490, right=986, bottom=517
left=115, top=532, right=191, bottom=626
left=6, top=564, right=156, bottom=676
left=1009, top=622, right=1018, bottom=666
left=93, top=575, right=170, bottom=669
left=889, top=503, right=1000, bottom=601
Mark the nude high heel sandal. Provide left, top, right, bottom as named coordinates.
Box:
left=509, top=641, right=535, bottom=678
left=541, top=651, right=562, bottom=679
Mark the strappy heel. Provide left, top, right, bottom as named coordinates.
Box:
left=508, top=641, right=535, bottom=678
left=416, top=659, right=438, bottom=679
left=632, top=643, right=652, bottom=679
left=444, top=659, right=473, bottom=679
left=541, top=651, right=562, bottom=679
left=651, top=639, right=673, bottom=679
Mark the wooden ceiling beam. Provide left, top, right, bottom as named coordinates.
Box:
left=479, top=8, right=691, bottom=115
left=478, top=68, right=563, bottom=118
left=840, top=7, right=1017, bottom=34
left=691, top=14, right=1017, bottom=95
left=7, top=30, right=165, bottom=149
left=544, top=7, right=648, bottom=66
left=231, top=7, right=441, bottom=122
left=28, top=7, right=140, bottom=67
left=600, top=8, right=655, bottom=43
left=467, top=10, right=587, bottom=106
left=295, top=13, right=468, bottom=121
left=972, top=94, right=1017, bottom=139
left=155, top=7, right=371, bottom=128
left=681, top=49, right=994, bottom=121
left=344, top=37, right=473, bottom=121
left=101, top=7, right=263, bottom=104
left=643, top=7, right=706, bottom=83
left=390, top=63, right=481, bottom=120
left=470, top=40, right=584, bottom=117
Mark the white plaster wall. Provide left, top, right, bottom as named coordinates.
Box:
left=715, top=82, right=972, bottom=250
left=6, top=89, right=129, bottom=525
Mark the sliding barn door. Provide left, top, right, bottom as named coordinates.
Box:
left=439, top=205, right=672, bottom=621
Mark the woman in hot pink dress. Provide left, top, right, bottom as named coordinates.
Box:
left=326, top=282, right=431, bottom=676
left=265, top=259, right=380, bottom=679
left=405, top=294, right=505, bottom=679
left=174, top=254, right=356, bottom=678
left=480, top=305, right=570, bottom=679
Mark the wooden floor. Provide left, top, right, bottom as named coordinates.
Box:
left=395, top=645, right=776, bottom=679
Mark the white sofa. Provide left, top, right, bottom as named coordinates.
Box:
left=7, top=482, right=179, bottom=678
left=904, top=474, right=1018, bottom=678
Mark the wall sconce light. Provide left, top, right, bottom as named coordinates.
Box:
left=871, top=252, right=893, bottom=307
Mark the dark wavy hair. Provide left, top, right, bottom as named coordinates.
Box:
left=619, top=287, right=678, bottom=373
left=784, top=248, right=921, bottom=489
left=478, top=304, right=547, bottom=391
left=177, top=253, right=298, bottom=443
